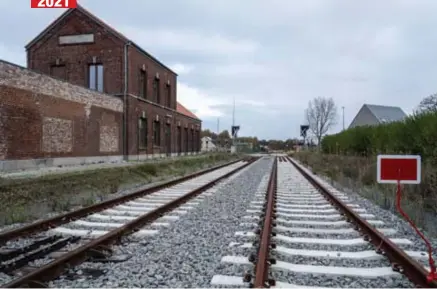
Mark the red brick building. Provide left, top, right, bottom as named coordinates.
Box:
left=0, top=60, right=125, bottom=171
left=27, top=4, right=201, bottom=159
left=0, top=5, right=201, bottom=171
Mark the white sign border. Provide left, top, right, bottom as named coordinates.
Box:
left=377, top=154, right=421, bottom=184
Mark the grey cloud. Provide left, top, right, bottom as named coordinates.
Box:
left=1, top=0, right=437, bottom=139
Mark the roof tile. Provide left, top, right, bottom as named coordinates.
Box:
left=177, top=102, right=199, bottom=120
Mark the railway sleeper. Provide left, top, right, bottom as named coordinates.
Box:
left=0, top=235, right=62, bottom=262
left=0, top=236, right=80, bottom=274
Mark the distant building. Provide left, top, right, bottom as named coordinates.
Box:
left=201, top=137, right=216, bottom=152
left=349, top=104, right=407, bottom=129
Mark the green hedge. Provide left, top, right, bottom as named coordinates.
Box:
left=321, top=111, right=437, bottom=161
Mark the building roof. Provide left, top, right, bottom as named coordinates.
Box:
left=364, top=104, right=407, bottom=123
left=25, top=4, right=177, bottom=76
left=177, top=102, right=199, bottom=120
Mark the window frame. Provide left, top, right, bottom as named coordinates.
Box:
left=138, top=117, right=148, bottom=149
left=191, top=128, right=194, bottom=152
left=185, top=127, right=189, bottom=152
left=165, top=83, right=171, bottom=107
left=139, top=69, right=147, bottom=99
left=88, top=63, right=104, bottom=92
left=153, top=77, right=160, bottom=104
left=153, top=120, right=161, bottom=147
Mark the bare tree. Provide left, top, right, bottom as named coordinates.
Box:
left=415, top=93, right=437, bottom=115
left=305, top=96, right=338, bottom=146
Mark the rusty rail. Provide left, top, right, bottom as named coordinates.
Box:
left=0, top=157, right=253, bottom=245
left=3, top=157, right=257, bottom=288
left=286, top=156, right=437, bottom=288
left=253, top=157, right=277, bottom=288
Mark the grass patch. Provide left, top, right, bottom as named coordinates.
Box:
left=290, top=151, right=437, bottom=236
left=0, top=153, right=241, bottom=226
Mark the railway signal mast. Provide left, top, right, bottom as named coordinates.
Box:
left=300, top=125, right=309, bottom=148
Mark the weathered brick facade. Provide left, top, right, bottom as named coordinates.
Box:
left=25, top=5, right=201, bottom=159
left=126, top=44, right=177, bottom=111
left=26, top=8, right=125, bottom=95
left=0, top=61, right=123, bottom=161
left=126, top=95, right=200, bottom=157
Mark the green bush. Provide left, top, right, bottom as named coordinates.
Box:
left=321, top=111, right=437, bottom=163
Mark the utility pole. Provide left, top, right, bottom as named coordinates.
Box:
left=342, top=106, right=345, bottom=131
left=232, top=97, right=236, bottom=150
left=232, top=98, right=235, bottom=131
left=217, top=118, right=220, bottom=150
left=217, top=118, right=220, bottom=135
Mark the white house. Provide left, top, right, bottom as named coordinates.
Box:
left=201, top=137, right=216, bottom=152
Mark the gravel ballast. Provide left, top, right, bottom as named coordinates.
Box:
left=48, top=157, right=274, bottom=288
left=4, top=156, right=433, bottom=288
left=272, top=159, right=421, bottom=288
left=293, top=158, right=437, bottom=254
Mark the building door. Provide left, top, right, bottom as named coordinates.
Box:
left=165, top=123, right=171, bottom=156
left=177, top=126, right=182, bottom=155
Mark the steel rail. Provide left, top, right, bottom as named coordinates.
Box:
left=0, top=157, right=253, bottom=244
left=253, top=157, right=277, bottom=288
left=286, top=156, right=437, bottom=288
left=2, top=157, right=257, bottom=288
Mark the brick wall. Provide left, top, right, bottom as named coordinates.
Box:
left=126, top=95, right=200, bottom=156
left=0, top=61, right=123, bottom=160
left=127, top=46, right=177, bottom=110
left=27, top=8, right=177, bottom=111
left=27, top=9, right=125, bottom=95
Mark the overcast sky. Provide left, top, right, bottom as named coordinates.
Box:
left=1, top=0, right=436, bottom=140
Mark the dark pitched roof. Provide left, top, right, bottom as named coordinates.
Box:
left=25, top=4, right=177, bottom=76
left=364, top=104, right=407, bottom=123
left=177, top=102, right=200, bottom=120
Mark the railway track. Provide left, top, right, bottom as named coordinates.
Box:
left=0, top=157, right=257, bottom=288
left=212, top=156, right=437, bottom=288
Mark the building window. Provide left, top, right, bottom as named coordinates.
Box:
left=165, top=123, right=171, bottom=153
left=139, top=70, right=147, bottom=99
left=153, top=78, right=160, bottom=104
left=185, top=127, right=188, bottom=152
left=89, top=64, right=103, bottom=92
left=139, top=117, right=147, bottom=149
left=153, top=120, right=161, bottom=146
left=177, top=126, right=182, bottom=153
left=165, top=84, right=171, bottom=107
left=50, top=64, right=66, bottom=80
left=191, top=128, right=194, bottom=152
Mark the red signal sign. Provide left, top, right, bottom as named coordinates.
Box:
left=377, top=155, right=421, bottom=184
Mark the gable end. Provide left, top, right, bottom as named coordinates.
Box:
left=25, top=6, right=127, bottom=51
